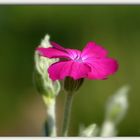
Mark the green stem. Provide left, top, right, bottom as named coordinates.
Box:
left=62, top=92, right=74, bottom=136
left=44, top=100, right=57, bottom=137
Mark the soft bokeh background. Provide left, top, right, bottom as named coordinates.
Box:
left=0, top=6, right=139, bottom=136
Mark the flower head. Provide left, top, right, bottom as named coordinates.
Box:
left=37, top=41, right=118, bottom=81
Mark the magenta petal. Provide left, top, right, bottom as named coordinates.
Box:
left=84, top=57, right=118, bottom=80
left=51, top=41, right=66, bottom=50
left=51, top=41, right=81, bottom=59
left=37, top=47, right=70, bottom=59
left=48, top=60, right=91, bottom=81
left=81, top=42, right=108, bottom=59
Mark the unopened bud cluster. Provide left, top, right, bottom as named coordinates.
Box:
left=100, top=85, right=130, bottom=137
left=34, top=35, right=60, bottom=105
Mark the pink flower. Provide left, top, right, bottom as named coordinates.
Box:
left=37, top=41, right=118, bottom=81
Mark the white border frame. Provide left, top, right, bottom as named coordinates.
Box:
left=0, top=0, right=140, bottom=4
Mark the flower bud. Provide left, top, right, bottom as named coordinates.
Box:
left=100, top=85, right=130, bottom=137
left=34, top=34, right=60, bottom=105
left=105, top=85, right=129, bottom=124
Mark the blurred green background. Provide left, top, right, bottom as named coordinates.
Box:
left=0, top=6, right=139, bottom=136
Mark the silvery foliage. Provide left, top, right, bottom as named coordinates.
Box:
left=79, top=85, right=130, bottom=137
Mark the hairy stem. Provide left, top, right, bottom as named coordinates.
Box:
left=61, top=92, right=73, bottom=136
left=45, top=100, right=57, bottom=136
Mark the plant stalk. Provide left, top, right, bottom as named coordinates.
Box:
left=61, top=92, right=74, bottom=136
left=45, top=100, right=57, bottom=136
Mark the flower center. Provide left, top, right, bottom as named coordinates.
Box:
left=74, top=56, right=83, bottom=63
